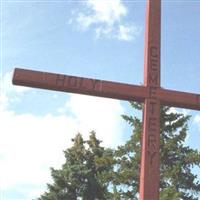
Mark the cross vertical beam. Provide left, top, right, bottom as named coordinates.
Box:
left=139, top=0, right=161, bottom=199
left=11, top=0, right=200, bottom=199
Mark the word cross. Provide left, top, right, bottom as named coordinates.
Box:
left=12, top=0, right=200, bottom=199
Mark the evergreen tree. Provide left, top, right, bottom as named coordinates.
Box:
left=38, top=102, right=200, bottom=200
left=114, top=102, right=200, bottom=200
left=38, top=132, right=114, bottom=200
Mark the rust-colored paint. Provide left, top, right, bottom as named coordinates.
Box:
left=139, top=0, right=161, bottom=199
left=12, top=68, right=148, bottom=102
left=12, top=0, right=200, bottom=199
left=12, top=68, right=200, bottom=111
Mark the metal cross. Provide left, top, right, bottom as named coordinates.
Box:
left=12, top=0, right=200, bottom=199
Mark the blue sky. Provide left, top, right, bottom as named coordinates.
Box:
left=1, top=0, right=200, bottom=199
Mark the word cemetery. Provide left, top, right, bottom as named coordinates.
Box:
left=12, top=0, right=200, bottom=199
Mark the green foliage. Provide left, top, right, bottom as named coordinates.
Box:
left=114, top=102, right=200, bottom=200
left=160, top=186, right=181, bottom=200
left=38, top=102, right=200, bottom=200
left=38, top=131, right=115, bottom=200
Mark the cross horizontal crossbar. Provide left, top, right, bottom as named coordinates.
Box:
left=13, top=68, right=200, bottom=111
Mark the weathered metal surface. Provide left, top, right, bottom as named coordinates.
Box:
left=140, top=99, right=160, bottom=199
left=11, top=0, right=200, bottom=199
left=158, top=88, right=200, bottom=110
left=13, top=68, right=200, bottom=111
left=139, top=0, right=161, bottom=199
left=143, top=0, right=161, bottom=87
left=12, top=68, right=149, bottom=102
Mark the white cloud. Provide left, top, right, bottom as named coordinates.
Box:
left=0, top=88, right=125, bottom=199
left=59, top=94, right=125, bottom=147
left=78, top=0, right=127, bottom=28
left=117, top=24, right=139, bottom=41
left=194, top=115, right=200, bottom=123
left=194, top=115, right=200, bottom=130
left=0, top=69, right=31, bottom=111
left=2, top=69, right=30, bottom=94
left=70, top=0, right=140, bottom=41
left=166, top=107, right=190, bottom=116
